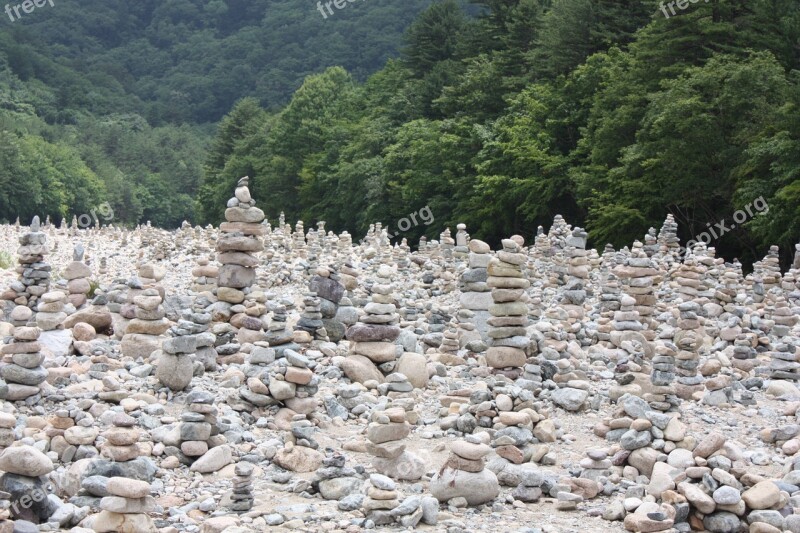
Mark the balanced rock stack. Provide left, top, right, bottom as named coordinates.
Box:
left=0, top=445, right=56, bottom=524
left=155, top=314, right=200, bottom=392
left=179, top=390, right=221, bottom=468
left=273, top=416, right=324, bottom=473
left=439, top=319, right=460, bottom=355
left=121, top=288, right=169, bottom=360
left=271, top=348, right=318, bottom=417
left=310, top=268, right=346, bottom=342
left=216, top=176, right=265, bottom=307
left=230, top=461, right=254, bottom=512
left=5, top=216, right=51, bottom=313
left=366, top=406, right=424, bottom=480
left=459, top=239, right=492, bottom=339
left=344, top=264, right=401, bottom=383
left=239, top=343, right=275, bottom=407
left=265, top=300, right=296, bottom=356
left=63, top=243, right=92, bottom=308
left=430, top=435, right=499, bottom=506
left=35, top=291, right=67, bottom=331
left=295, top=292, right=328, bottom=342
left=454, top=223, right=469, bottom=258
left=186, top=303, right=216, bottom=372
left=486, top=238, right=530, bottom=374
left=361, top=474, right=400, bottom=526
left=191, top=256, right=218, bottom=293
left=92, top=477, right=157, bottom=533
left=674, top=331, right=703, bottom=399
left=769, top=340, right=800, bottom=381
left=0, top=325, right=48, bottom=400
left=614, top=245, right=657, bottom=337
left=101, top=412, right=146, bottom=462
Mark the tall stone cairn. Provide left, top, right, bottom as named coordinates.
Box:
left=486, top=238, right=530, bottom=374
left=216, top=176, right=265, bottom=307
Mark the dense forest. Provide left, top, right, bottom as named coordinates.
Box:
left=0, top=0, right=431, bottom=226
left=198, top=0, right=800, bottom=267
left=1, top=0, right=799, bottom=267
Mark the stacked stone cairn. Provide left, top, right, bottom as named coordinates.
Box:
left=459, top=239, right=492, bottom=339
left=439, top=319, right=460, bottom=356
left=310, top=267, right=346, bottom=342
left=265, top=299, right=296, bottom=356
left=230, top=461, right=254, bottom=512
left=295, top=292, right=328, bottom=343
left=177, top=390, right=224, bottom=469
left=769, top=340, right=800, bottom=382
left=63, top=243, right=92, bottom=308
left=191, top=256, right=218, bottom=293
left=343, top=265, right=401, bottom=384
left=100, top=412, right=146, bottom=463
left=93, top=477, right=156, bottom=533
left=15, top=216, right=51, bottom=311
left=486, top=238, right=530, bottom=376
left=216, top=176, right=265, bottom=308
left=366, top=405, right=424, bottom=480
left=0, top=445, right=56, bottom=523
left=0, top=325, right=48, bottom=400
left=121, top=288, right=169, bottom=360
left=430, top=435, right=499, bottom=506
left=155, top=309, right=202, bottom=392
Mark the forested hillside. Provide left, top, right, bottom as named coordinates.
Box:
left=1, top=0, right=798, bottom=267
left=0, top=0, right=431, bottom=226
left=199, top=0, right=800, bottom=267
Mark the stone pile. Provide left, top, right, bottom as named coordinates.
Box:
left=265, top=300, right=296, bottom=356
left=63, top=243, right=92, bottom=308
left=35, top=290, right=67, bottom=332
left=230, top=461, right=254, bottom=512
left=430, top=435, right=499, bottom=506
left=295, top=292, right=328, bottom=342
left=0, top=325, right=48, bottom=400
left=13, top=217, right=51, bottom=311
left=177, top=390, right=222, bottom=468
left=366, top=405, right=424, bottom=481
left=486, top=238, right=530, bottom=374
left=0, top=445, right=56, bottom=524
left=216, top=176, right=265, bottom=308
left=100, top=412, right=145, bottom=463
left=92, top=477, right=156, bottom=533
left=191, top=256, right=218, bottom=293
left=459, top=239, right=492, bottom=339
left=343, top=265, right=401, bottom=384
left=310, top=267, right=346, bottom=342
left=121, top=288, right=169, bottom=360
left=155, top=313, right=199, bottom=392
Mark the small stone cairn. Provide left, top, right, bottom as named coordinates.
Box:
left=121, top=288, right=169, bottom=360
left=93, top=477, right=156, bottom=533
left=366, top=405, right=424, bottom=480
left=430, top=435, right=499, bottom=506
left=230, top=461, right=254, bottom=512
left=63, top=243, right=92, bottom=308
left=0, top=325, right=48, bottom=400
